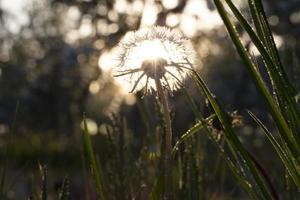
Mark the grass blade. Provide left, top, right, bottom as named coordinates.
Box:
left=82, top=115, right=105, bottom=200
left=150, top=173, right=164, bottom=200
left=181, top=81, right=262, bottom=199
left=172, top=114, right=215, bottom=156
left=214, top=0, right=300, bottom=158
left=40, top=164, right=47, bottom=200
left=248, top=111, right=300, bottom=190
left=192, top=69, right=274, bottom=199
left=212, top=140, right=259, bottom=200
left=224, top=0, right=300, bottom=145
left=58, top=176, right=70, bottom=200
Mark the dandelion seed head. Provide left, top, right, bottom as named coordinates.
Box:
left=113, top=26, right=196, bottom=93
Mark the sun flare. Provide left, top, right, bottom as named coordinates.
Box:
left=112, top=26, right=196, bottom=94
left=137, top=39, right=168, bottom=60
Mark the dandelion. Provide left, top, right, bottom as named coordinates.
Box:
left=112, top=26, right=196, bottom=198
left=113, top=26, right=196, bottom=95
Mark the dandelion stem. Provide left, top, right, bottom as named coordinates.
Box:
left=155, top=78, right=172, bottom=199
left=142, top=76, right=150, bottom=98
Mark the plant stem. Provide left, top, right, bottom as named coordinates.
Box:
left=155, top=78, right=172, bottom=199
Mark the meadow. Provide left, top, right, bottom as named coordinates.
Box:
left=0, top=0, right=299, bottom=199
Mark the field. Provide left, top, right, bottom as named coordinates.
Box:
left=0, top=0, right=300, bottom=199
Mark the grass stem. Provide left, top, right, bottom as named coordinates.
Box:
left=155, top=78, right=172, bottom=199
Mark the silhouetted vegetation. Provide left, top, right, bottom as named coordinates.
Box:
left=0, top=0, right=299, bottom=199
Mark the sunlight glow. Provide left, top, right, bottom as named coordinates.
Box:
left=114, top=0, right=143, bottom=14
left=162, top=0, right=178, bottom=9
left=134, top=40, right=169, bottom=61
left=67, top=6, right=81, bottom=23
left=98, top=50, right=117, bottom=72
left=180, top=15, right=198, bottom=37
left=1, top=0, right=30, bottom=33
left=79, top=16, right=94, bottom=38
left=112, top=26, right=196, bottom=93
left=98, top=49, right=136, bottom=95
left=166, top=14, right=180, bottom=27
left=140, top=1, right=158, bottom=27
left=180, top=0, right=223, bottom=36
left=114, top=0, right=127, bottom=13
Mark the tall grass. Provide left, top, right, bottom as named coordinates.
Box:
left=192, top=0, right=300, bottom=197
left=2, top=1, right=299, bottom=199
left=82, top=116, right=106, bottom=200
left=150, top=0, right=300, bottom=198
left=0, top=101, right=19, bottom=199
left=80, top=1, right=300, bottom=198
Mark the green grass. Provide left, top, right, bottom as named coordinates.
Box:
left=213, top=0, right=300, bottom=193
left=82, top=116, right=105, bottom=200
left=1, top=0, right=299, bottom=199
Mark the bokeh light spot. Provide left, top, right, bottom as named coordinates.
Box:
left=89, top=81, right=100, bottom=94
left=80, top=118, right=98, bottom=135
left=162, top=0, right=178, bottom=9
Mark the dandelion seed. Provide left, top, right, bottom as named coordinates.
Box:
left=112, top=26, right=196, bottom=94
left=111, top=26, right=197, bottom=198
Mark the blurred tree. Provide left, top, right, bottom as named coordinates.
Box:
left=0, top=0, right=299, bottom=135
